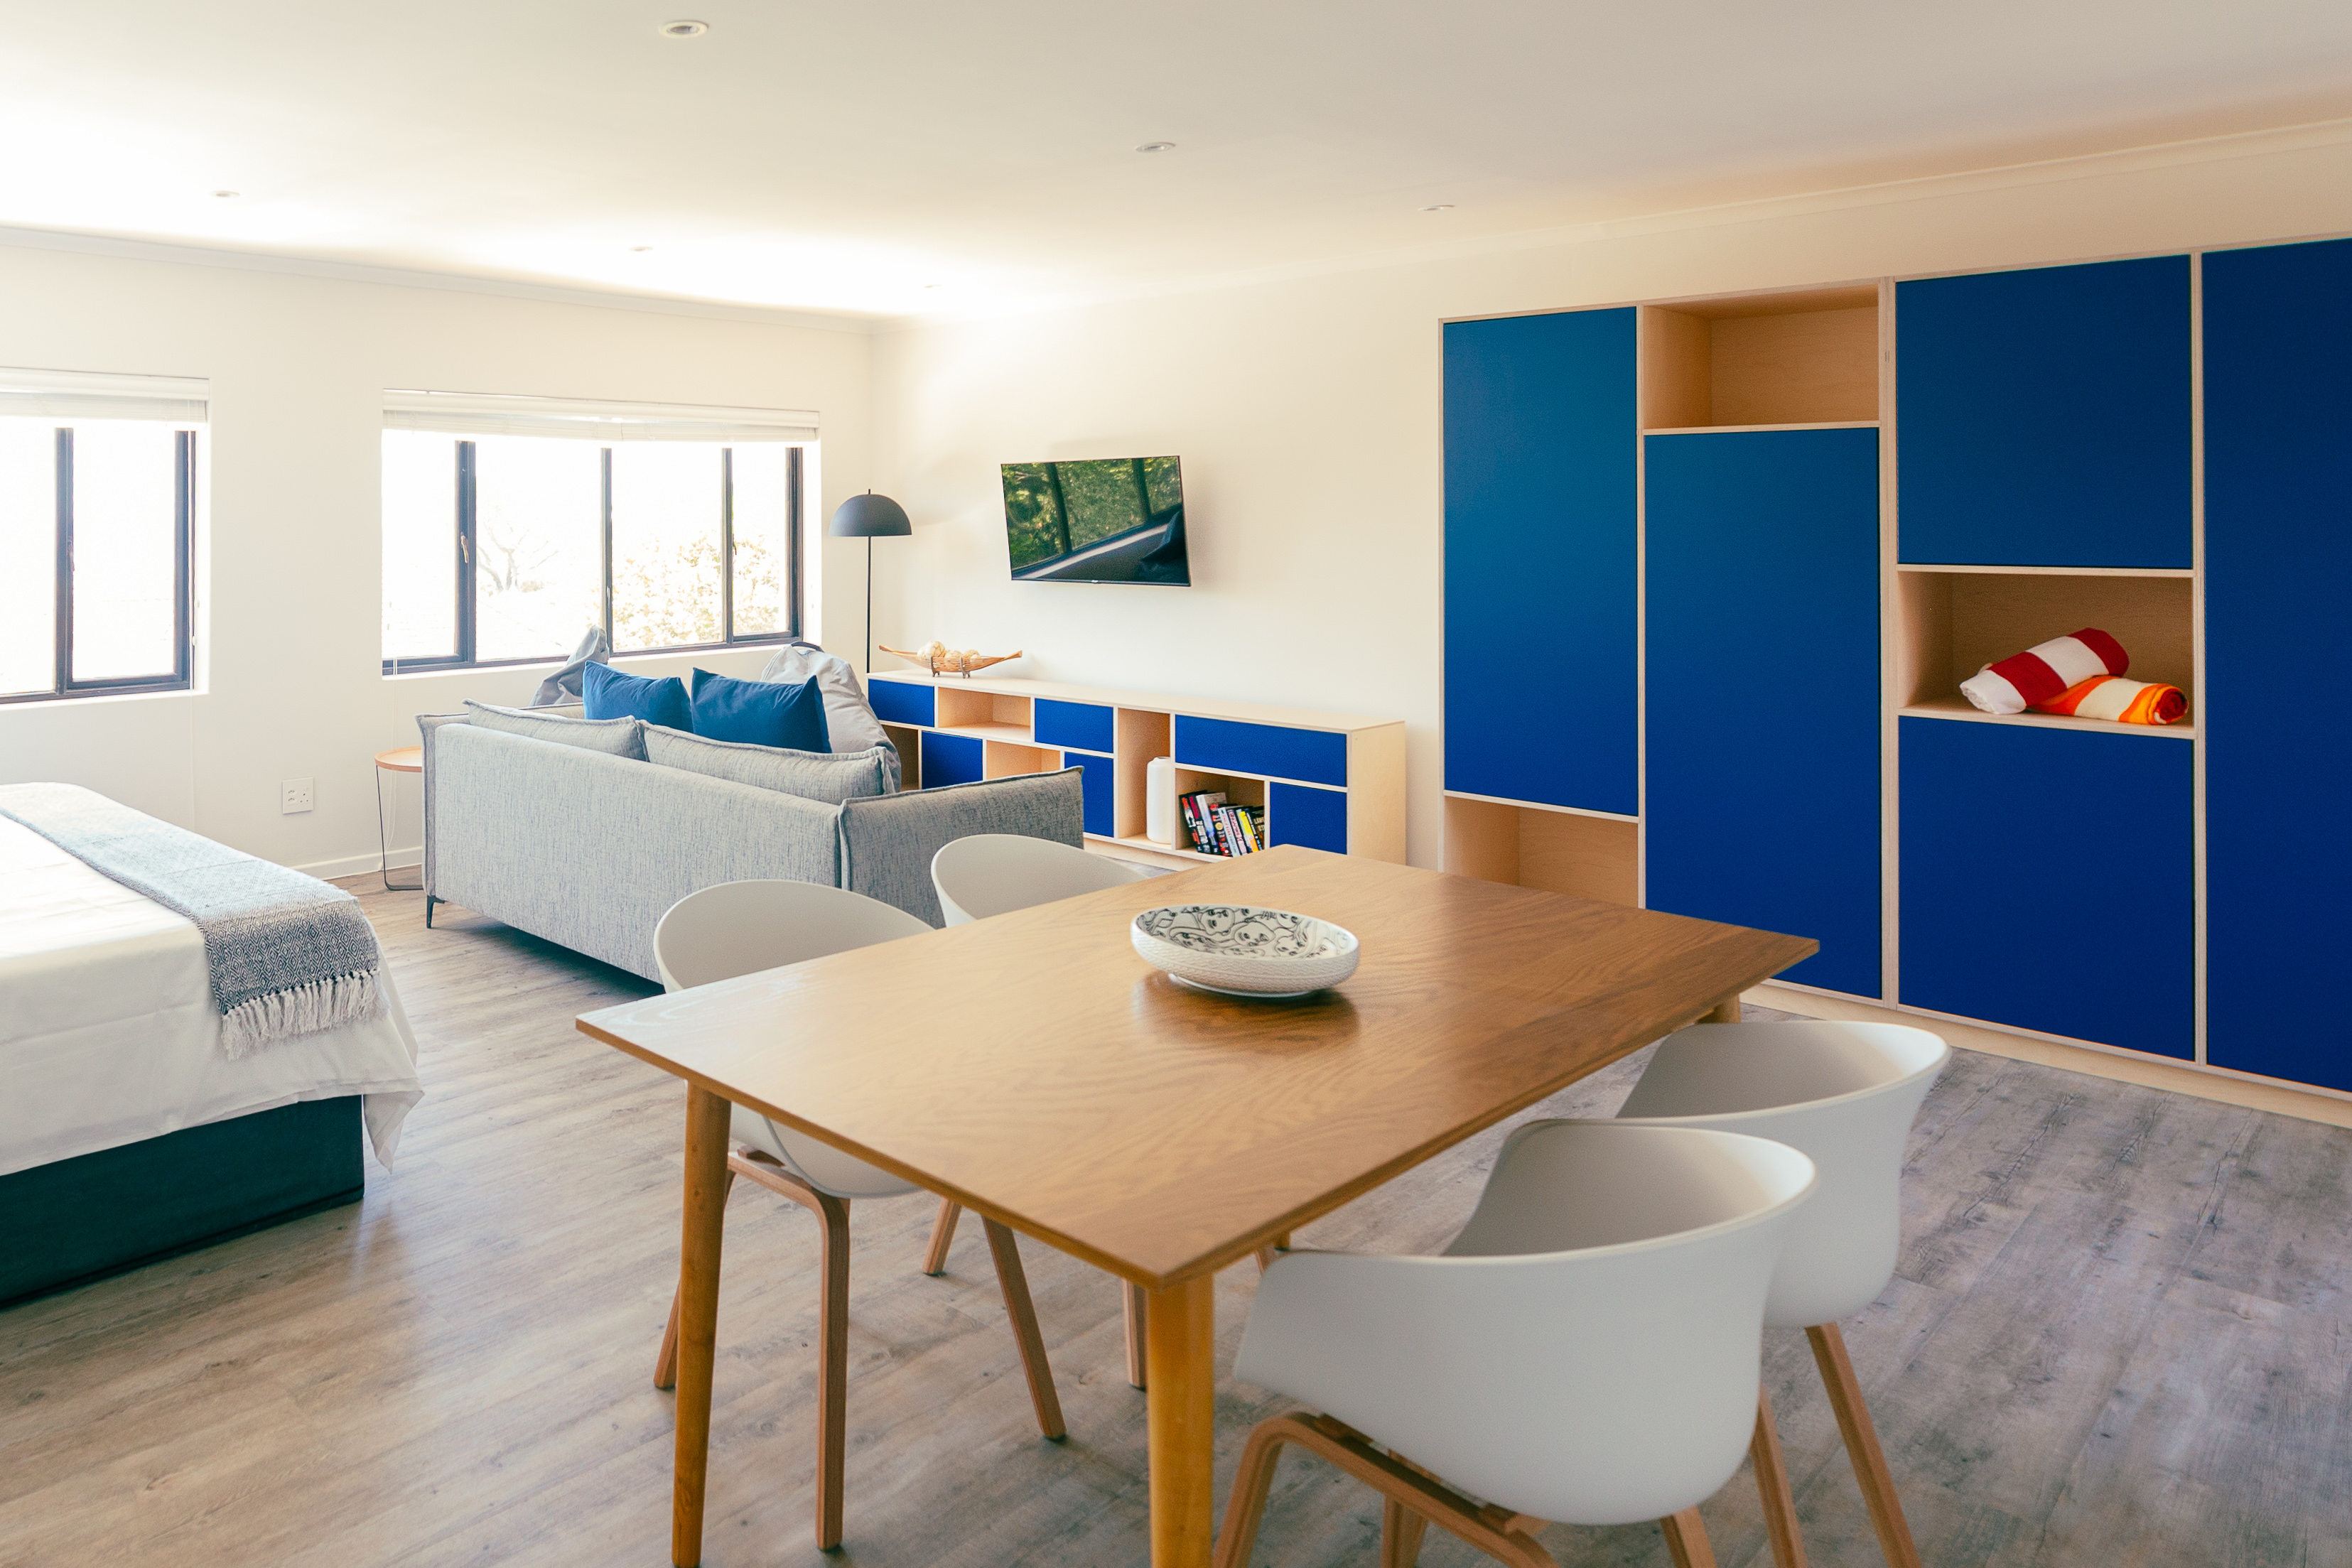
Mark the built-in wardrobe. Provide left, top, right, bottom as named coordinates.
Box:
left=1442, top=234, right=2352, bottom=1096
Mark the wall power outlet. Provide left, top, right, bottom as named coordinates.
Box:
left=281, top=777, right=314, bottom=814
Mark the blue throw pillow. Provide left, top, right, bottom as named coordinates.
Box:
left=581, top=660, right=691, bottom=731
left=690, top=668, right=831, bottom=751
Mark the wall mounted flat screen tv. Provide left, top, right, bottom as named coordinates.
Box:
left=1001, top=456, right=1188, bottom=585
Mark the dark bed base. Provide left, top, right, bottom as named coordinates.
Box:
left=0, top=1095, right=364, bottom=1309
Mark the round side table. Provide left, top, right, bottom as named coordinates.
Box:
left=374, top=747, right=424, bottom=893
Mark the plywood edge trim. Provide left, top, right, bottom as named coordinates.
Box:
left=1442, top=789, right=1639, bottom=823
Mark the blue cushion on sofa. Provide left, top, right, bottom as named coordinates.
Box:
left=582, top=660, right=691, bottom=730
left=691, top=668, right=831, bottom=751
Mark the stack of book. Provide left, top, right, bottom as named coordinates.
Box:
left=1177, top=789, right=1267, bottom=856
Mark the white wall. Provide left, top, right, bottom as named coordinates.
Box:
left=872, top=136, right=2352, bottom=868
left=0, top=246, right=873, bottom=873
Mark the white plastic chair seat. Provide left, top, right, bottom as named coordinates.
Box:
left=1614, top=1020, right=1949, bottom=1328
left=930, top=832, right=1158, bottom=926
left=1234, top=1120, right=1817, bottom=1528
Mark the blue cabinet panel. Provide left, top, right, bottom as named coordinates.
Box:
left=1444, top=309, right=1638, bottom=813
left=1174, top=716, right=1347, bottom=786
left=870, top=680, right=936, bottom=728
left=2204, top=236, right=2352, bottom=1091
left=919, top=731, right=983, bottom=789
left=1036, top=699, right=1116, bottom=754
left=1061, top=750, right=1115, bottom=837
left=1900, top=719, right=2192, bottom=1059
left=1897, top=256, right=2192, bottom=567
left=1267, top=783, right=1347, bottom=854
left=1645, top=428, right=1882, bottom=997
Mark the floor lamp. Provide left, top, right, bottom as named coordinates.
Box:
left=827, top=492, right=912, bottom=674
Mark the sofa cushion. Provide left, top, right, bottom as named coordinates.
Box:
left=463, top=699, right=647, bottom=759
left=644, top=726, right=893, bottom=805
left=582, top=661, right=691, bottom=730
left=691, top=668, right=830, bottom=751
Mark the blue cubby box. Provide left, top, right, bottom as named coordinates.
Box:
left=870, top=679, right=936, bottom=728
left=1899, top=718, right=2193, bottom=1060
left=1267, top=783, right=1347, bottom=854
left=1644, top=427, right=1883, bottom=998
left=1060, top=751, right=1115, bottom=837
left=1443, top=308, right=1638, bottom=815
left=1897, top=255, right=2192, bottom=568
left=2205, top=234, right=2352, bottom=1091
left=919, top=731, right=985, bottom=789
left=1035, top=698, right=1115, bottom=755
left=1173, top=716, right=1347, bottom=787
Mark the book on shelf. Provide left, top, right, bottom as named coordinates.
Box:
left=1176, top=791, right=1271, bottom=856
left=1177, top=790, right=1224, bottom=854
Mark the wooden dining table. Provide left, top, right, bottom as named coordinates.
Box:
left=576, top=844, right=1816, bottom=1568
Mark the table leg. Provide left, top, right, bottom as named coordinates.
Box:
left=672, top=1085, right=731, bottom=1567
left=1703, top=995, right=1743, bottom=1024
left=1145, top=1274, right=1217, bottom=1568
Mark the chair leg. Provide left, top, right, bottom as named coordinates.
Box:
left=1212, top=1412, right=1558, bottom=1568
left=923, top=1197, right=961, bottom=1275
left=1123, top=1280, right=1148, bottom=1390
left=983, top=1218, right=1067, bottom=1441
left=1659, top=1508, right=1718, bottom=1568
left=1255, top=1231, right=1291, bottom=1272
left=654, top=1165, right=736, bottom=1390
left=1380, top=1494, right=1432, bottom=1567
left=1750, top=1383, right=1809, bottom=1568
left=1808, top=1323, right=1923, bottom=1568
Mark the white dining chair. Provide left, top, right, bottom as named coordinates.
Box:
left=1614, top=1020, right=1951, bottom=1568
left=927, top=833, right=1167, bottom=1384
left=1215, top=1120, right=1818, bottom=1568
left=647, top=878, right=1069, bottom=1552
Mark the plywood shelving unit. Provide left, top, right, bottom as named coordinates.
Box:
left=1442, top=796, right=1638, bottom=906
left=1640, top=284, right=1882, bottom=431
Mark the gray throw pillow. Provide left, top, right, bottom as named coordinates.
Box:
left=757, top=643, right=901, bottom=786
left=644, top=725, right=895, bottom=805
left=463, top=699, right=647, bottom=759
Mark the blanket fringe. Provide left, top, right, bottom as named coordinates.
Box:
left=221, top=968, right=384, bottom=1059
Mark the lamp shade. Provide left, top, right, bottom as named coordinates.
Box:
left=828, top=492, right=912, bottom=538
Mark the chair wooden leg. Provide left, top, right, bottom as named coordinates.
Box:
left=1660, top=1508, right=1718, bottom=1568
left=1750, top=1383, right=1809, bottom=1568
left=654, top=1165, right=735, bottom=1390
left=1808, top=1323, right=1922, bottom=1568
left=1123, top=1280, right=1148, bottom=1390
left=983, top=1218, right=1067, bottom=1440
left=1255, top=1230, right=1292, bottom=1272
left=1381, top=1496, right=1432, bottom=1568
left=922, top=1197, right=961, bottom=1275
left=1212, top=1412, right=1558, bottom=1568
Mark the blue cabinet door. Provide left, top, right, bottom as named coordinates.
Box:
left=2205, top=236, right=2352, bottom=1091
left=1900, top=718, right=2193, bottom=1059
left=1036, top=699, right=1116, bottom=754
left=870, top=679, right=936, bottom=728
left=1645, top=428, right=1882, bottom=997
left=1061, top=750, right=1114, bottom=837
left=1897, top=256, right=2192, bottom=568
left=1267, top=783, right=1347, bottom=854
left=920, top=731, right=983, bottom=788
left=1444, top=309, right=1637, bottom=815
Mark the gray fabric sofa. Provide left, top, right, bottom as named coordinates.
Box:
left=417, top=713, right=1084, bottom=980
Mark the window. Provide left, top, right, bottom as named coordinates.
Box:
left=380, top=392, right=814, bottom=671
left=0, top=370, right=203, bottom=705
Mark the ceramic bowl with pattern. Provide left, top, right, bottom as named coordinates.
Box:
left=1130, top=904, right=1361, bottom=997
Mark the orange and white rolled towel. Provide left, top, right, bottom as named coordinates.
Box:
left=1958, top=628, right=2129, bottom=715
left=2032, top=674, right=2187, bottom=725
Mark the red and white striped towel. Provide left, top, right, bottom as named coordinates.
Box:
left=1958, top=628, right=2130, bottom=715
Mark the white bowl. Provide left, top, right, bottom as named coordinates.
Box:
left=1131, top=904, right=1361, bottom=997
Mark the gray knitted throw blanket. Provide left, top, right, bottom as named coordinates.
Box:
left=0, top=783, right=383, bottom=1058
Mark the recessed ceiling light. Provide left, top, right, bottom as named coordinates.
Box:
left=922, top=283, right=943, bottom=290
left=659, top=19, right=708, bottom=37
left=1135, top=141, right=1176, bottom=153
left=631, top=246, right=654, bottom=252
left=212, top=190, right=239, bottom=199
left=1422, top=203, right=1455, bottom=212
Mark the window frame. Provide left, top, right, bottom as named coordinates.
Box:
left=382, top=438, right=805, bottom=674
left=0, top=424, right=196, bottom=707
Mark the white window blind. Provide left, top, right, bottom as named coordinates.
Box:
left=0, top=366, right=208, bottom=423
left=382, top=390, right=817, bottom=444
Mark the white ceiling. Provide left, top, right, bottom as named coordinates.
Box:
left=3, top=0, right=2348, bottom=320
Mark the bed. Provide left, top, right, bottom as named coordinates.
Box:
left=0, top=813, right=423, bottom=1307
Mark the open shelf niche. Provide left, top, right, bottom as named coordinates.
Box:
left=1897, top=568, right=2196, bottom=735
left=1640, top=285, right=1881, bottom=430
left=1443, top=796, right=1637, bottom=907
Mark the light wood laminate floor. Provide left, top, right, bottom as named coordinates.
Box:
left=3, top=882, right=2348, bottom=1567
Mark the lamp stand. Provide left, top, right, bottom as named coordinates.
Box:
left=864, top=536, right=875, bottom=674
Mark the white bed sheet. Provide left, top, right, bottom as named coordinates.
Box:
left=0, top=816, right=424, bottom=1179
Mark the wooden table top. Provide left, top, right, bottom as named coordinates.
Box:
left=576, top=846, right=1814, bottom=1289
left=374, top=746, right=424, bottom=773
